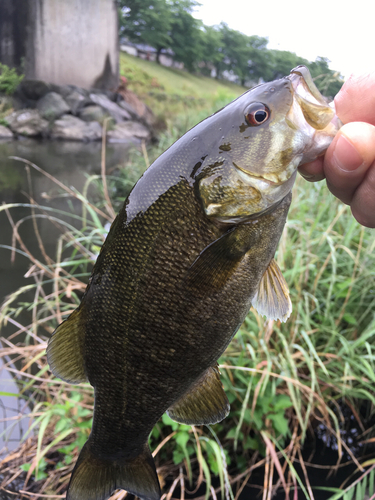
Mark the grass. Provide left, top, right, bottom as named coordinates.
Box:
left=1, top=154, right=375, bottom=500
left=1, top=55, right=375, bottom=499
left=120, top=51, right=245, bottom=131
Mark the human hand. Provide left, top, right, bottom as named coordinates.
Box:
left=298, top=72, right=375, bottom=228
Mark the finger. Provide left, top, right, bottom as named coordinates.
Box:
left=335, top=72, right=375, bottom=125
left=298, top=158, right=325, bottom=182
left=350, top=162, right=375, bottom=227
left=323, top=122, right=375, bottom=207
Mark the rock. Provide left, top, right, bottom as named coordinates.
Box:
left=107, top=121, right=151, bottom=143
left=50, top=114, right=102, bottom=141
left=5, top=109, right=49, bottom=137
left=36, top=92, right=70, bottom=121
left=79, top=105, right=110, bottom=124
left=65, top=90, right=90, bottom=115
left=90, top=88, right=117, bottom=102
left=0, top=124, right=13, bottom=138
left=16, top=79, right=52, bottom=101
left=52, top=84, right=90, bottom=99
left=117, top=88, right=155, bottom=128
left=118, top=99, right=141, bottom=120
left=89, top=93, right=131, bottom=122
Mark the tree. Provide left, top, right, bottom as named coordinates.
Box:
left=199, top=25, right=224, bottom=77
left=168, top=0, right=203, bottom=72
left=268, top=50, right=310, bottom=81
left=309, top=56, right=343, bottom=97
left=119, top=0, right=172, bottom=63
left=217, top=24, right=270, bottom=86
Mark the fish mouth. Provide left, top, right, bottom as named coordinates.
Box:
left=286, top=66, right=341, bottom=164
left=233, top=162, right=281, bottom=187
left=287, top=66, right=339, bottom=131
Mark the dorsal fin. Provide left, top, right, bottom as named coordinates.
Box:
left=167, top=366, right=229, bottom=425
left=252, top=258, right=292, bottom=322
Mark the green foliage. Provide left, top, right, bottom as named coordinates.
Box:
left=324, top=464, right=375, bottom=499
left=167, top=0, right=203, bottom=71
left=0, top=63, right=24, bottom=95
left=119, top=0, right=173, bottom=56
left=120, top=2, right=343, bottom=94
left=120, top=0, right=203, bottom=70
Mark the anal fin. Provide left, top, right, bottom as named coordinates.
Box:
left=46, top=308, right=87, bottom=384
left=167, top=366, right=230, bottom=425
left=252, top=258, right=292, bottom=322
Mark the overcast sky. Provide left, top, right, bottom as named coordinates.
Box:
left=192, top=0, right=374, bottom=80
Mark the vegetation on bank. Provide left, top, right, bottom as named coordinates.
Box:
left=0, top=63, right=24, bottom=96
left=1, top=55, right=375, bottom=499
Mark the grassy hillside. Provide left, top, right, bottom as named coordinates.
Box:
left=120, top=51, right=246, bottom=130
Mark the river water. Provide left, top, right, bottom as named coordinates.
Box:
left=0, top=137, right=134, bottom=454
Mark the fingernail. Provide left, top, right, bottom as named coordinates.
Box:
left=332, top=134, right=363, bottom=172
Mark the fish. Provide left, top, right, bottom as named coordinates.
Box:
left=47, top=65, right=341, bottom=500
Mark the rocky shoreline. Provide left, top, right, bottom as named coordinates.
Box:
left=0, top=78, right=154, bottom=144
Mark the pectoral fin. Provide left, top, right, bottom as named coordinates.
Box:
left=167, top=366, right=230, bottom=425
left=252, top=258, right=292, bottom=322
left=46, top=308, right=88, bottom=384
left=185, top=225, right=258, bottom=291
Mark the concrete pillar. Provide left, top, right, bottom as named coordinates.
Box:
left=0, top=0, right=27, bottom=72
left=0, top=0, right=119, bottom=90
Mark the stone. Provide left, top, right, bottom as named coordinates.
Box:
left=90, top=88, right=117, bottom=102
left=117, top=99, right=141, bottom=120
left=17, top=79, right=52, bottom=100
left=52, top=84, right=89, bottom=99
left=78, top=105, right=109, bottom=124
left=107, top=121, right=151, bottom=143
left=117, top=88, right=155, bottom=128
left=5, top=109, right=49, bottom=137
left=50, top=114, right=102, bottom=141
left=89, top=93, right=131, bottom=122
left=36, top=92, right=70, bottom=121
left=65, top=90, right=90, bottom=115
left=0, top=124, right=13, bottom=138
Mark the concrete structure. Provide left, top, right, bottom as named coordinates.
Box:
left=0, top=0, right=119, bottom=90
left=0, top=0, right=27, bottom=72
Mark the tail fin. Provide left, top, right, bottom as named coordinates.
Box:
left=67, top=439, right=161, bottom=500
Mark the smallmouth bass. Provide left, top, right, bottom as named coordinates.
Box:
left=47, top=66, right=340, bottom=500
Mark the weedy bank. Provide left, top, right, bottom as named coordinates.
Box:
left=1, top=143, right=375, bottom=499
left=1, top=56, right=375, bottom=499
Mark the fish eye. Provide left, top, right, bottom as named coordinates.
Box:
left=244, top=103, right=270, bottom=126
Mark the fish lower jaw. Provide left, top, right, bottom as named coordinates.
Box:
left=233, top=162, right=282, bottom=188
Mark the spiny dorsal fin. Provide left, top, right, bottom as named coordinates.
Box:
left=252, top=258, right=292, bottom=322
left=167, top=366, right=230, bottom=425
left=46, top=308, right=87, bottom=384
left=67, top=439, right=161, bottom=500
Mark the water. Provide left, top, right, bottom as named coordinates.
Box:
left=0, top=136, right=134, bottom=454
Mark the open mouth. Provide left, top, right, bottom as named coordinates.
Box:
left=288, top=67, right=336, bottom=130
